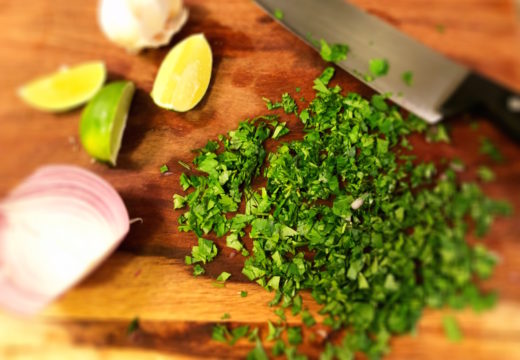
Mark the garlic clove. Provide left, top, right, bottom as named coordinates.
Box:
left=98, top=0, right=189, bottom=52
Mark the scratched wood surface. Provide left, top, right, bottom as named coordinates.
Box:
left=0, top=0, right=520, bottom=359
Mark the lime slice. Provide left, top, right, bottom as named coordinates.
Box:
left=18, top=61, right=106, bottom=112
left=151, top=33, right=212, bottom=112
left=80, top=81, right=135, bottom=166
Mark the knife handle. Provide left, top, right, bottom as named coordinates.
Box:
left=441, top=73, right=520, bottom=142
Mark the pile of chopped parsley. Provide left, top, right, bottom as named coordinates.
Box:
left=173, top=67, right=510, bottom=359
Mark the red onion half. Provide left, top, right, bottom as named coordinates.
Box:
left=0, top=165, right=129, bottom=314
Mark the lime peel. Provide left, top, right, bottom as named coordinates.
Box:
left=80, top=81, right=135, bottom=166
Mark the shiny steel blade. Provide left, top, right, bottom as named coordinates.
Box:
left=254, top=0, right=470, bottom=123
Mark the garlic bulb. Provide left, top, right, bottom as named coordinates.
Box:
left=98, top=0, right=188, bottom=52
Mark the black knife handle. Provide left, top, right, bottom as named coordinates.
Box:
left=441, top=73, right=520, bottom=142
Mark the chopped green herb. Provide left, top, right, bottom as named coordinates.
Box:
left=216, top=271, right=231, bottom=282
left=160, top=164, right=169, bottom=174
left=402, top=71, right=413, bottom=86
left=287, top=326, right=303, bottom=345
left=272, top=339, right=286, bottom=356
left=193, top=264, right=205, bottom=276
left=246, top=338, right=269, bottom=360
left=436, top=24, right=446, bottom=33
left=274, top=8, right=284, bottom=20
left=301, top=310, right=316, bottom=327
left=369, top=58, right=389, bottom=77
left=295, top=87, right=301, bottom=93
left=174, top=67, right=509, bottom=359
left=274, top=308, right=286, bottom=322
left=178, top=160, right=191, bottom=170
left=480, top=138, right=504, bottom=163
left=127, top=317, right=140, bottom=334
left=426, top=124, right=450, bottom=143
left=443, top=315, right=462, bottom=342
left=230, top=325, right=250, bottom=345
left=221, top=313, right=231, bottom=320
left=212, top=324, right=229, bottom=343
left=191, top=238, right=217, bottom=264
left=477, top=166, right=495, bottom=182
left=266, top=320, right=283, bottom=341
left=319, top=39, right=349, bottom=63
left=241, top=290, right=248, bottom=297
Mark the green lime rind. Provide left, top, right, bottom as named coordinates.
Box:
left=80, top=81, right=135, bottom=166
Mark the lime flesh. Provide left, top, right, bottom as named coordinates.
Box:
left=151, top=33, right=212, bottom=112
left=18, top=61, right=106, bottom=112
left=80, top=81, right=135, bottom=166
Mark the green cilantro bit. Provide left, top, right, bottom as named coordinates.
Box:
left=221, top=313, right=231, bottom=320
left=480, top=138, right=504, bottom=162
left=193, top=264, right=205, bottom=276
left=402, top=71, right=413, bottom=86
left=436, top=24, right=446, bottom=33
left=274, top=308, right=286, bottom=322
left=178, top=160, right=191, bottom=170
left=369, top=58, right=389, bottom=77
left=442, top=315, right=462, bottom=342
left=274, top=8, right=284, bottom=20
left=127, top=317, right=140, bottom=334
left=301, top=310, right=316, bottom=327
left=477, top=166, right=495, bottom=182
left=272, top=122, right=290, bottom=140
left=174, top=67, right=510, bottom=360
left=295, top=87, right=301, bottom=93
left=287, top=326, right=303, bottom=345
left=246, top=338, right=269, bottom=360
left=319, top=39, right=349, bottom=63
left=263, top=93, right=298, bottom=114
left=272, top=339, right=286, bottom=356
left=191, top=238, right=217, bottom=264
left=217, top=271, right=231, bottom=282
left=241, top=290, right=248, bottom=297
left=230, top=325, right=250, bottom=345
left=160, top=164, right=169, bottom=174
left=426, top=124, right=450, bottom=143
left=212, top=324, right=229, bottom=343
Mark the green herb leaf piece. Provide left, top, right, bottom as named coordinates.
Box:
left=217, top=271, right=231, bottom=282
left=480, top=138, right=504, bottom=163
left=477, top=166, right=495, bottom=182
left=127, top=317, right=140, bottom=334
left=443, top=315, right=463, bottom=342
left=160, top=164, right=169, bottom=174
left=402, top=71, right=413, bottom=86
left=274, top=9, right=284, bottom=20
left=320, top=39, right=349, bottom=63
left=246, top=338, right=269, bottom=360
left=369, top=58, right=389, bottom=77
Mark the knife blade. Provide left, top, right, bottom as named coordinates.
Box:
left=254, top=0, right=520, bottom=140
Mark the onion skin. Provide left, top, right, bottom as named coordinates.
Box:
left=0, top=165, right=129, bottom=314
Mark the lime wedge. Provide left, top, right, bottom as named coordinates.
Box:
left=80, top=81, right=135, bottom=166
left=151, top=33, right=212, bottom=112
left=18, top=61, right=106, bottom=112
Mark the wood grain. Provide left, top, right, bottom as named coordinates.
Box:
left=1, top=0, right=520, bottom=359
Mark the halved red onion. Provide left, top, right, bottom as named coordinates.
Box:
left=0, top=165, right=129, bottom=314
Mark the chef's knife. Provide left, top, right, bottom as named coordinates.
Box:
left=254, top=0, right=520, bottom=140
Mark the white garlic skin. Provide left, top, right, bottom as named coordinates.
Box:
left=98, top=0, right=188, bottom=52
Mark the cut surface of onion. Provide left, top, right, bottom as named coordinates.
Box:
left=0, top=165, right=129, bottom=314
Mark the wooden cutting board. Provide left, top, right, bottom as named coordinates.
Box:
left=1, top=0, right=519, bottom=359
